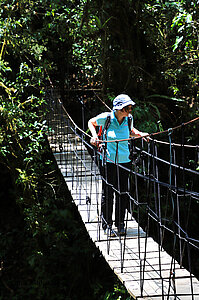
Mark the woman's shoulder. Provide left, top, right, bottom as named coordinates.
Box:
left=96, top=111, right=111, bottom=120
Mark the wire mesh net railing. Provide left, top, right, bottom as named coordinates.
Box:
left=47, top=92, right=199, bottom=299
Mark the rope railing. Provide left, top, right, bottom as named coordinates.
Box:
left=47, top=92, right=199, bottom=299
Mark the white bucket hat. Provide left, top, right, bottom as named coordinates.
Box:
left=113, top=94, right=136, bottom=110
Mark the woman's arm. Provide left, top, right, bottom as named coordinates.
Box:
left=130, top=127, right=149, bottom=141
left=88, top=117, right=99, bottom=146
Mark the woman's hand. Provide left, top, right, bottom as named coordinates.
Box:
left=140, top=132, right=151, bottom=142
left=90, top=136, right=100, bottom=147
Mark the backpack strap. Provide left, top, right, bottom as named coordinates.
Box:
left=97, top=113, right=111, bottom=140
left=128, top=114, right=132, bottom=133
left=103, top=113, right=111, bottom=136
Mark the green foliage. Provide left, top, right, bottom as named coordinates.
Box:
left=143, top=1, right=199, bottom=106
left=89, top=0, right=198, bottom=125
left=133, top=102, right=160, bottom=133
left=104, top=283, right=133, bottom=299
left=0, top=58, right=47, bottom=204
left=0, top=1, right=130, bottom=299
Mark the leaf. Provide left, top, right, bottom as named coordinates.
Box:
left=173, top=36, right=183, bottom=51
left=0, top=82, right=15, bottom=94
left=186, top=14, right=192, bottom=24
left=95, top=16, right=101, bottom=28
left=101, top=16, right=114, bottom=29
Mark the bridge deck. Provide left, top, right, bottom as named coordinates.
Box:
left=48, top=117, right=199, bottom=299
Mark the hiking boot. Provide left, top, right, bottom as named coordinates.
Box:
left=109, top=228, right=117, bottom=237
left=104, top=226, right=116, bottom=237
left=117, top=224, right=126, bottom=236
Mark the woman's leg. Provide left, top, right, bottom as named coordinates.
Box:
left=100, top=162, right=115, bottom=230
left=115, top=162, right=131, bottom=229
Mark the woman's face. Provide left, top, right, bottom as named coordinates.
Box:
left=122, top=105, right=133, bottom=114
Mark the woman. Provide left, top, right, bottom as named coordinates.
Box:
left=88, top=94, right=148, bottom=236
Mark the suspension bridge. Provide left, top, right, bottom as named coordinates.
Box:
left=47, top=93, right=199, bottom=299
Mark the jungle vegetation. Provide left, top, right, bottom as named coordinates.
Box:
left=0, top=0, right=198, bottom=299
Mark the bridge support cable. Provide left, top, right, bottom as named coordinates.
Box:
left=47, top=94, right=199, bottom=299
